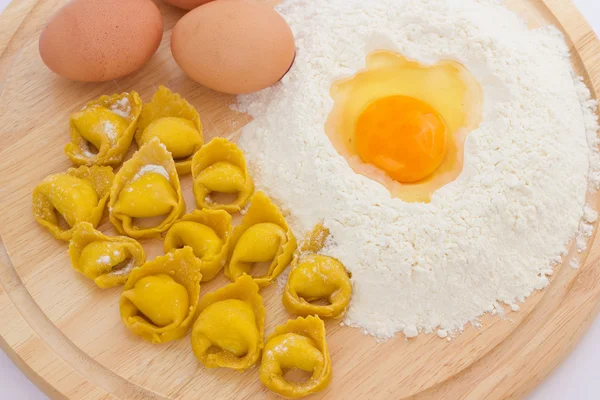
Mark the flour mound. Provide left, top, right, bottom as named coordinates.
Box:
left=236, top=0, right=599, bottom=338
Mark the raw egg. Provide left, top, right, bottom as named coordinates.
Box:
left=39, top=0, right=163, bottom=82
left=326, top=50, right=482, bottom=202
left=164, top=0, right=214, bottom=10
left=171, top=0, right=295, bottom=94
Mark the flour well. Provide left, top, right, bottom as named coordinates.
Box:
left=236, top=0, right=599, bottom=338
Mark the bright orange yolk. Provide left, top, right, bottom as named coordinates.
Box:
left=355, top=95, right=448, bottom=183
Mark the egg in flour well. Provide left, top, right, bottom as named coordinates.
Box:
left=326, top=50, right=483, bottom=202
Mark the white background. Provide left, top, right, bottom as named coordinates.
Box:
left=0, top=0, right=599, bottom=399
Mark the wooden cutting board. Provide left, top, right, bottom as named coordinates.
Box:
left=1, top=0, right=599, bottom=399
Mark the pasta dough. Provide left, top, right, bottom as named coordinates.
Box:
left=191, top=274, right=265, bottom=371
left=65, top=92, right=142, bottom=166
left=260, top=316, right=331, bottom=398
left=283, top=224, right=352, bottom=318
left=135, top=86, right=203, bottom=174
left=191, top=138, right=254, bottom=213
left=164, top=209, right=232, bottom=282
left=226, top=191, right=296, bottom=287
left=68, top=222, right=145, bottom=288
left=32, top=165, right=114, bottom=241
left=109, top=138, right=185, bottom=239
left=120, top=247, right=201, bottom=344
left=283, top=255, right=352, bottom=318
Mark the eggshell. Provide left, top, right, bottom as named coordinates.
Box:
left=39, top=0, right=163, bottom=82
left=171, top=0, right=295, bottom=94
left=164, top=0, right=214, bottom=10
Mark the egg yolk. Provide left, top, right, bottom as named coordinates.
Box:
left=326, top=50, right=482, bottom=202
left=355, top=96, right=447, bottom=183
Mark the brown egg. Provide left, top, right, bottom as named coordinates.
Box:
left=39, top=0, right=163, bottom=82
left=171, top=0, right=295, bottom=94
left=164, top=0, right=214, bottom=10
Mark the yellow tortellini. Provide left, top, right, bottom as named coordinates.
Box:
left=68, top=222, right=145, bottom=288
left=283, top=224, right=352, bottom=318
left=65, top=92, right=142, bottom=166
left=260, top=316, right=332, bottom=399
left=135, top=86, right=203, bottom=174
left=120, top=247, right=202, bottom=344
left=164, top=209, right=232, bottom=282
left=191, top=138, right=254, bottom=213
left=226, top=191, right=296, bottom=287
left=109, top=138, right=186, bottom=239
left=32, top=165, right=114, bottom=241
left=191, top=274, right=265, bottom=370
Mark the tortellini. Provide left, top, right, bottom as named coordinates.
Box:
left=135, top=86, right=203, bottom=174
left=226, top=191, right=296, bottom=287
left=65, top=92, right=142, bottom=166
left=283, top=255, right=352, bottom=319
left=32, top=165, right=114, bottom=241
left=191, top=138, right=254, bottom=213
left=283, top=224, right=352, bottom=318
left=191, top=274, right=265, bottom=370
left=164, top=209, right=232, bottom=282
left=260, top=316, right=332, bottom=398
left=68, top=222, right=145, bottom=288
left=109, top=138, right=185, bottom=239
left=120, top=247, right=202, bottom=344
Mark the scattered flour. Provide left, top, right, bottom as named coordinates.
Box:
left=96, top=255, right=111, bottom=264
left=133, top=165, right=170, bottom=181
left=110, top=97, right=131, bottom=119
left=103, top=121, right=117, bottom=141
left=111, top=260, right=135, bottom=276
left=80, top=140, right=96, bottom=158
left=583, top=205, right=598, bottom=223
left=276, top=267, right=290, bottom=294
left=569, top=258, right=580, bottom=269
left=236, top=0, right=600, bottom=338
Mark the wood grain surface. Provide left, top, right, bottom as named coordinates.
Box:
left=0, top=0, right=599, bottom=399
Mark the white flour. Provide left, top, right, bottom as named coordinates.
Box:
left=133, top=165, right=170, bottom=182
left=110, top=97, right=131, bottom=119
left=236, top=0, right=600, bottom=338
left=103, top=121, right=117, bottom=142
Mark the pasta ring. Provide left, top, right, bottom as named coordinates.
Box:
left=226, top=191, right=296, bottom=287
left=135, top=86, right=203, bottom=175
left=191, top=274, right=265, bottom=370
left=120, top=247, right=201, bottom=344
left=32, top=165, right=114, bottom=241
left=191, top=138, right=254, bottom=213
left=260, top=315, right=332, bottom=398
left=68, top=222, right=145, bottom=288
left=283, top=224, right=352, bottom=318
left=109, top=138, right=186, bottom=239
left=65, top=91, right=142, bottom=166
left=164, top=209, right=232, bottom=281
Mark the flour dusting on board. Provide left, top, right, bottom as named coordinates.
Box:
left=236, top=0, right=600, bottom=338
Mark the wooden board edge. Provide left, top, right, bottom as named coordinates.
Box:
left=0, top=234, right=171, bottom=400
left=0, top=237, right=111, bottom=400
left=541, top=0, right=600, bottom=94
left=509, top=0, right=600, bottom=396
left=0, top=0, right=43, bottom=95
left=415, top=1, right=600, bottom=398
left=0, top=1, right=599, bottom=399
left=0, top=0, right=39, bottom=55
left=0, top=0, right=42, bottom=59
